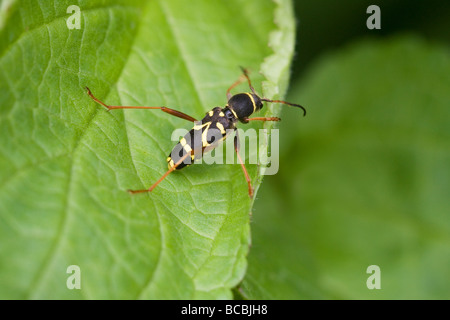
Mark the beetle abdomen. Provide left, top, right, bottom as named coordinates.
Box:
left=167, top=107, right=235, bottom=170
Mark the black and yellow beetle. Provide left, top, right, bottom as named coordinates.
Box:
left=86, top=67, right=305, bottom=198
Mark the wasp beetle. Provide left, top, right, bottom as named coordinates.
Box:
left=86, top=67, right=305, bottom=198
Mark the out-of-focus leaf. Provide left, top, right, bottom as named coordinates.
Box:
left=242, top=35, right=450, bottom=299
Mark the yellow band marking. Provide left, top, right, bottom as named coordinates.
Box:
left=168, top=158, right=175, bottom=169
left=245, top=92, right=257, bottom=113
left=193, top=122, right=210, bottom=130
left=201, top=123, right=212, bottom=146
left=216, top=122, right=225, bottom=134
left=228, top=107, right=238, bottom=119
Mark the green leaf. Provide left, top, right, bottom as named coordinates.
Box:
left=0, top=0, right=296, bottom=299
left=242, top=35, right=450, bottom=299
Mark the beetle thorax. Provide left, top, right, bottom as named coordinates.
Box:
left=227, top=93, right=263, bottom=120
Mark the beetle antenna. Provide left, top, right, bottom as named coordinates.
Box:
left=261, top=98, right=306, bottom=116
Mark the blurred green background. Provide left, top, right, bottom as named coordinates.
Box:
left=242, top=0, right=450, bottom=299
